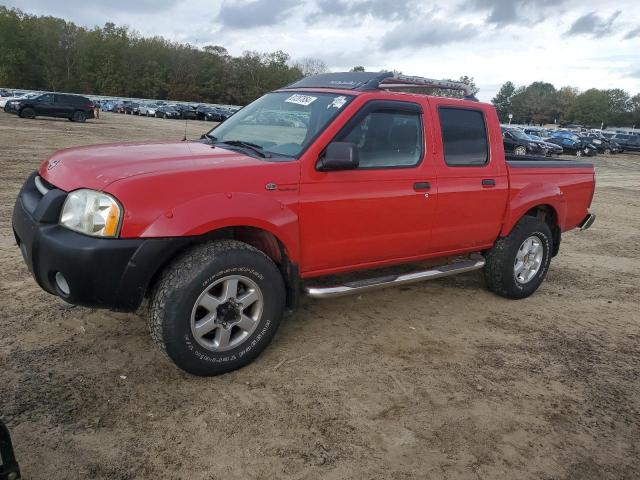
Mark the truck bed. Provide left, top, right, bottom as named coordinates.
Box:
left=505, top=154, right=595, bottom=233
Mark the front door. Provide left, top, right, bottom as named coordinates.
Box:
left=33, top=93, right=54, bottom=116
left=299, top=100, right=436, bottom=275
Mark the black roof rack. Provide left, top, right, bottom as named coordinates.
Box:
left=283, top=72, right=394, bottom=91
left=283, top=72, right=477, bottom=100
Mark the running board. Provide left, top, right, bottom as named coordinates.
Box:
left=305, top=255, right=485, bottom=299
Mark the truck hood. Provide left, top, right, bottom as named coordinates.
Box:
left=39, top=140, right=266, bottom=191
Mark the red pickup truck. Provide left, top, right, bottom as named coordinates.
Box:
left=13, top=72, right=596, bottom=375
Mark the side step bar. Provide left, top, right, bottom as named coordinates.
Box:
left=305, top=255, right=486, bottom=299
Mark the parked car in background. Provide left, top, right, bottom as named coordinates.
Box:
left=528, top=134, right=563, bottom=155
left=3, top=92, right=40, bottom=113
left=155, top=105, right=181, bottom=119
left=583, top=132, right=620, bottom=154
left=16, top=93, right=95, bottom=123
left=1, top=92, right=34, bottom=109
left=174, top=104, right=197, bottom=119
left=138, top=103, right=160, bottom=116
left=124, top=102, right=139, bottom=115
left=16, top=93, right=95, bottom=122
left=502, top=127, right=546, bottom=155
left=546, top=134, right=596, bottom=157
left=100, top=101, right=116, bottom=112
left=611, top=134, right=640, bottom=152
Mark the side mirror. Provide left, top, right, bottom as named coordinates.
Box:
left=317, top=142, right=359, bottom=171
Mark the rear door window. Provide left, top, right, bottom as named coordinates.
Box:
left=438, top=107, right=488, bottom=166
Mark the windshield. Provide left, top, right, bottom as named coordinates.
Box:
left=508, top=129, right=530, bottom=140
left=206, top=91, right=353, bottom=158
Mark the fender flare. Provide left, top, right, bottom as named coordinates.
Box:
left=139, top=192, right=301, bottom=262
left=501, top=183, right=566, bottom=237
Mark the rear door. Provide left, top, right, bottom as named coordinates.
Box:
left=299, top=99, right=436, bottom=274
left=53, top=94, right=74, bottom=118
left=428, top=102, right=509, bottom=253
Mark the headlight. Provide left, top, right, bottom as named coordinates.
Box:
left=60, top=189, right=122, bottom=237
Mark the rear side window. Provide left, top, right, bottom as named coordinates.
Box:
left=438, top=107, right=488, bottom=166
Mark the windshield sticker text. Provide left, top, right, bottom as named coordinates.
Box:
left=285, top=94, right=317, bottom=106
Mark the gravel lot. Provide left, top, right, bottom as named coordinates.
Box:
left=1, top=112, right=639, bottom=479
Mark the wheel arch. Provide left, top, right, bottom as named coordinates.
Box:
left=144, top=225, right=300, bottom=310
left=501, top=201, right=562, bottom=257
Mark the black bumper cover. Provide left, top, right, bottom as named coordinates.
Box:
left=12, top=172, right=191, bottom=311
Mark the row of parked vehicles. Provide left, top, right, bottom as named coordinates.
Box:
left=0, top=89, right=239, bottom=123
left=100, top=100, right=238, bottom=121
left=502, top=125, right=640, bottom=157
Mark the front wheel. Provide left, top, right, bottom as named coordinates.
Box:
left=19, top=107, right=35, bottom=119
left=484, top=216, right=552, bottom=299
left=148, top=240, right=285, bottom=376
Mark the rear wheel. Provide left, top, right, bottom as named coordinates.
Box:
left=604, top=148, right=611, bottom=155
left=484, top=216, right=552, bottom=299
left=19, top=107, right=35, bottom=119
left=148, top=240, right=285, bottom=376
left=514, top=145, right=526, bottom=155
left=576, top=149, right=583, bottom=157
left=72, top=110, right=86, bottom=123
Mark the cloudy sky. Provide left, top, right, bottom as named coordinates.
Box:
left=4, top=0, right=640, bottom=101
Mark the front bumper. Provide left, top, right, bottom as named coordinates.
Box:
left=12, top=172, right=191, bottom=311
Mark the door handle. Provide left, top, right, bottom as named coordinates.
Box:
left=482, top=179, right=496, bottom=187
left=413, top=181, right=431, bottom=191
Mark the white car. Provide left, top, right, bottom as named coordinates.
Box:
left=0, top=92, right=38, bottom=109
left=138, top=103, right=160, bottom=116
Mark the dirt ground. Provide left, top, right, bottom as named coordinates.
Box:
left=1, top=111, right=639, bottom=480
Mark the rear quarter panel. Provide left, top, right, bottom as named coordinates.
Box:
left=504, top=162, right=595, bottom=235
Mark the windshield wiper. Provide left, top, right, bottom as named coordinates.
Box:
left=216, top=139, right=270, bottom=158
left=202, top=133, right=217, bottom=142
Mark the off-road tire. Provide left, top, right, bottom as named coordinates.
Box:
left=148, top=240, right=285, bottom=376
left=72, top=110, right=86, bottom=123
left=484, top=216, right=552, bottom=299
left=19, top=107, right=35, bottom=119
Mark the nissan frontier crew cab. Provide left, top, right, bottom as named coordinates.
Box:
left=13, top=72, right=596, bottom=376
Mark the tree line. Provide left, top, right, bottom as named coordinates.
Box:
left=492, top=81, right=640, bottom=128
left=0, top=6, right=316, bottom=105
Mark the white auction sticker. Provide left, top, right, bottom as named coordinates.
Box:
left=285, top=94, right=318, bottom=106
left=328, top=96, right=347, bottom=109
